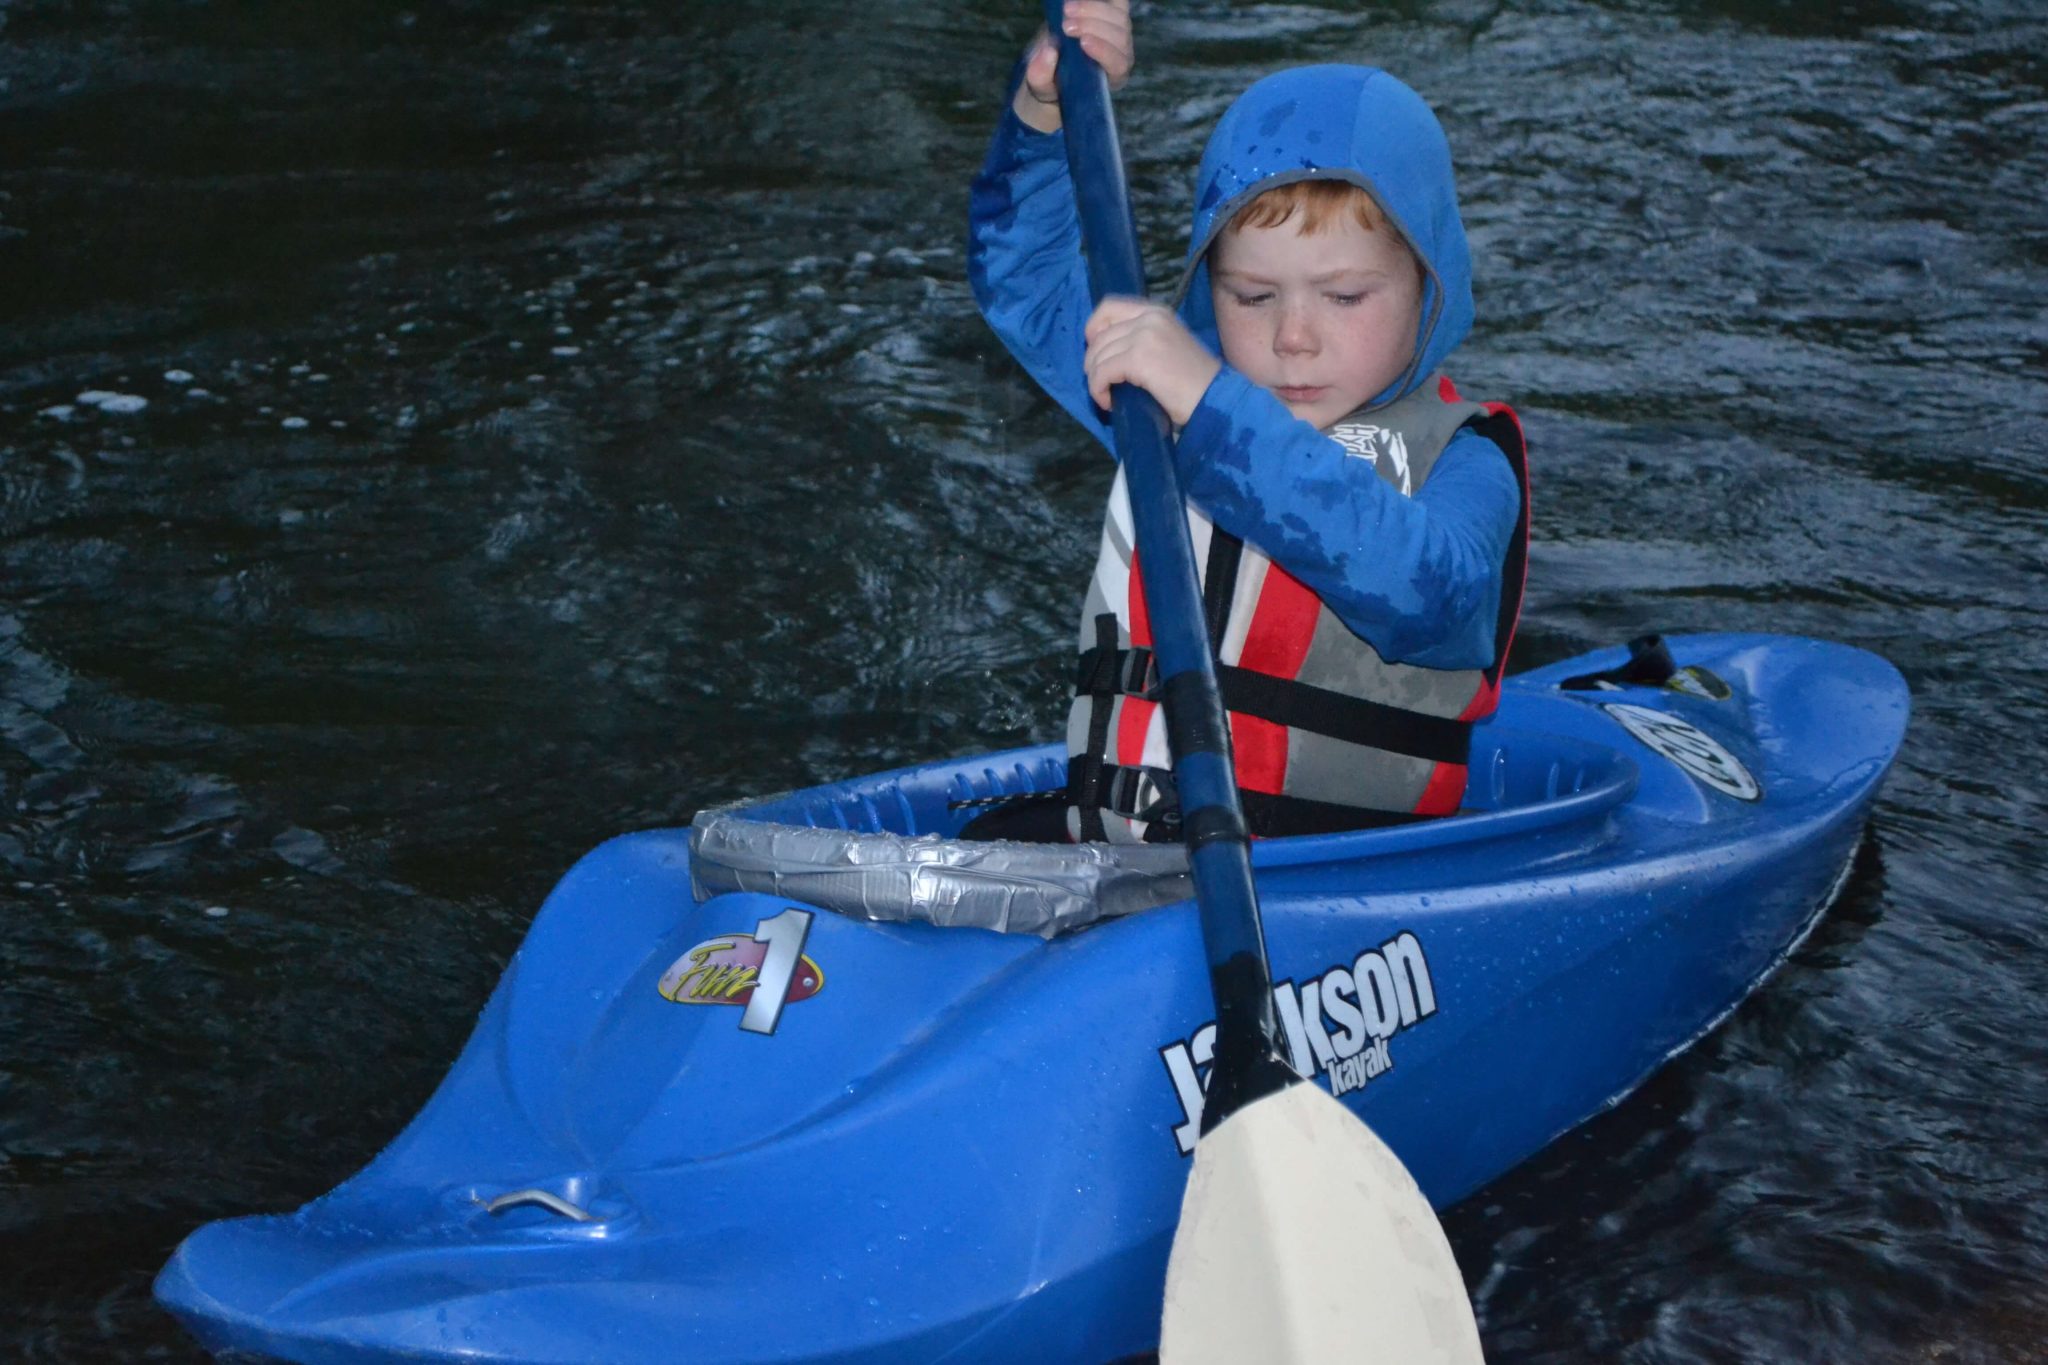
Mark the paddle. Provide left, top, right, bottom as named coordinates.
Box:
left=1037, top=12, right=1486, bottom=1361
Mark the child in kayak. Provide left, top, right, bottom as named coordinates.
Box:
left=968, top=0, right=1528, bottom=843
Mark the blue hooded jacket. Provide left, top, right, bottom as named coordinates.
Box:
left=968, top=64, right=1519, bottom=670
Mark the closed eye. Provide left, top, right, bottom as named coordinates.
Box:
left=1228, top=291, right=1274, bottom=307
left=1327, top=291, right=1367, bottom=306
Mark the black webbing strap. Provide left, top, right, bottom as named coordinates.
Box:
left=1474, top=409, right=1529, bottom=688
left=1070, top=645, right=1468, bottom=765
left=1074, top=641, right=1157, bottom=697
left=1213, top=664, right=1471, bottom=766
left=1238, top=789, right=1436, bottom=838
left=1202, top=529, right=1243, bottom=649
left=1069, top=612, right=1121, bottom=842
left=1087, top=761, right=1437, bottom=840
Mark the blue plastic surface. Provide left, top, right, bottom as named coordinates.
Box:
left=156, top=634, right=1909, bottom=1363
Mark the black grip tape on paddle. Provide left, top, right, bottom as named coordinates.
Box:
left=1158, top=670, right=1231, bottom=759
left=1202, top=950, right=1302, bottom=1133
left=1180, top=803, right=1248, bottom=851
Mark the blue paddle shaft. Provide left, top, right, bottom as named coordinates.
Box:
left=1041, top=9, right=1294, bottom=1117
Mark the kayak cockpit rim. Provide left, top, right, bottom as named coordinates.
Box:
left=688, top=727, right=1640, bottom=936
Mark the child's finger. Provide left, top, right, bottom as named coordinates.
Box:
left=1021, top=28, right=1060, bottom=102
left=1084, top=295, right=1152, bottom=341
left=1064, top=0, right=1131, bottom=37
left=1084, top=328, right=1151, bottom=408
left=1062, top=7, right=1134, bottom=82
left=1083, top=332, right=1119, bottom=403
left=1072, top=30, right=1134, bottom=84
left=1085, top=350, right=1116, bottom=409
left=1064, top=9, right=1130, bottom=59
left=1088, top=359, right=1135, bottom=411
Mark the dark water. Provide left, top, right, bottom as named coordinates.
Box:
left=2, top=0, right=2043, bottom=1359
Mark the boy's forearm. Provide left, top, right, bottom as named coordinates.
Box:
left=967, top=107, right=1113, bottom=451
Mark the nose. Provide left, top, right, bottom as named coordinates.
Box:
left=1274, top=300, right=1316, bottom=356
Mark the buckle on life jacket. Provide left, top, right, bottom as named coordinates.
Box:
left=1068, top=754, right=1179, bottom=826
left=1075, top=644, right=1158, bottom=699
left=1101, top=762, right=1179, bottom=825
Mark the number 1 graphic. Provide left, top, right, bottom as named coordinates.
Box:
left=740, top=908, right=814, bottom=1035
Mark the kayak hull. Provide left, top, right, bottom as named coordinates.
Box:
left=157, top=633, right=1908, bottom=1363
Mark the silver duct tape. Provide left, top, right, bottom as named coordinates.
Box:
left=688, top=812, right=1190, bottom=938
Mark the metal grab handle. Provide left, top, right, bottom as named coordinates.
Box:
left=481, top=1188, right=596, bottom=1223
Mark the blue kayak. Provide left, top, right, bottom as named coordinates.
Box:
left=156, top=632, right=1908, bottom=1363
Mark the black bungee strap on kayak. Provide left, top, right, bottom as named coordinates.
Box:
left=1560, top=633, right=1678, bottom=691
left=946, top=787, right=1068, bottom=811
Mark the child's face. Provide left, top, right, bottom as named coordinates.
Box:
left=1209, top=213, right=1424, bottom=430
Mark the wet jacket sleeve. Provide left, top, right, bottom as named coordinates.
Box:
left=1176, top=366, right=1521, bottom=670
left=966, top=106, right=1114, bottom=451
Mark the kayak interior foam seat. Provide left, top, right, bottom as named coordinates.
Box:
left=688, top=724, right=1638, bottom=938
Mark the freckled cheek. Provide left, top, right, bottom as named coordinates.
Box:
left=1359, top=303, right=1415, bottom=361
left=1215, top=314, right=1271, bottom=370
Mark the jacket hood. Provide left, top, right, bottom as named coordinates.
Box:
left=1170, top=65, right=1473, bottom=411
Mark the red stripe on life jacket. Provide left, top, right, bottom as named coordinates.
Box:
left=1455, top=681, right=1499, bottom=723
left=1235, top=562, right=1322, bottom=676
left=1117, top=553, right=1157, bottom=768
left=1229, top=714, right=1289, bottom=795
left=1229, top=563, right=1322, bottom=795
left=1413, top=759, right=1467, bottom=817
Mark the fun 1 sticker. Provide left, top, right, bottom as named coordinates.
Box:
left=657, top=908, right=823, bottom=1035
left=1602, top=703, right=1762, bottom=801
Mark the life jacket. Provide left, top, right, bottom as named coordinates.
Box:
left=1065, top=375, right=1530, bottom=843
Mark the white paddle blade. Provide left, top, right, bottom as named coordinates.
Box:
left=1160, top=1081, right=1484, bottom=1364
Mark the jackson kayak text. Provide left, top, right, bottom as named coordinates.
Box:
left=1157, top=930, right=1439, bottom=1155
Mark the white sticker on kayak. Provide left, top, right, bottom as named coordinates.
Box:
left=1603, top=703, right=1761, bottom=801
left=1157, top=931, right=1440, bottom=1157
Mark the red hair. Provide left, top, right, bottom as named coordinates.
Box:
left=1228, top=179, right=1388, bottom=236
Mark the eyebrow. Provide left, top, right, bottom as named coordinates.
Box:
left=1213, top=268, right=1390, bottom=286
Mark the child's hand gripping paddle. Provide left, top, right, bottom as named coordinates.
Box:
left=1038, top=10, right=1486, bottom=1360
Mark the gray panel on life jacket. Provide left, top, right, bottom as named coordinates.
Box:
left=1283, top=726, right=1441, bottom=811
left=689, top=802, right=1191, bottom=938
left=1294, top=608, right=1484, bottom=718
left=1327, top=378, right=1482, bottom=493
